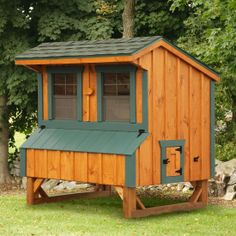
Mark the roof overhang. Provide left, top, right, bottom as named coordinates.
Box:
left=15, top=38, right=220, bottom=82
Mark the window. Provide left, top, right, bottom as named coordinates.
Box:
left=53, top=73, right=77, bottom=120
left=103, top=72, right=130, bottom=121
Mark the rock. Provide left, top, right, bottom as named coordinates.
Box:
left=225, top=184, right=236, bottom=193
left=208, top=180, right=224, bottom=197
left=21, top=177, right=27, bottom=190
left=75, top=183, right=92, bottom=189
left=182, top=186, right=190, bottom=193
left=223, top=191, right=236, bottom=201
left=228, top=170, right=236, bottom=185
left=65, top=181, right=78, bottom=190
left=42, top=179, right=60, bottom=190
left=177, top=183, right=184, bottom=191
left=215, top=159, right=236, bottom=181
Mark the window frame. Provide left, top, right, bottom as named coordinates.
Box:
left=96, top=65, right=136, bottom=123
left=38, top=65, right=148, bottom=132
left=47, top=66, right=83, bottom=121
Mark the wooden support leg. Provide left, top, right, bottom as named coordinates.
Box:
left=27, top=177, right=36, bottom=205
left=123, top=187, right=136, bottom=219
left=198, top=180, right=208, bottom=204
left=189, top=180, right=208, bottom=204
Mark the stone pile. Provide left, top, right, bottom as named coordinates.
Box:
left=211, top=159, right=236, bottom=200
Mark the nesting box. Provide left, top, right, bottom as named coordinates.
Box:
left=15, top=36, right=220, bottom=218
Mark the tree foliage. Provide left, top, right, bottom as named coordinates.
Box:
left=170, top=0, right=236, bottom=160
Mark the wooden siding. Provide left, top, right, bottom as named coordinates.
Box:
left=39, top=45, right=212, bottom=186
left=136, top=46, right=211, bottom=185
left=26, top=149, right=125, bottom=186
left=82, top=64, right=97, bottom=121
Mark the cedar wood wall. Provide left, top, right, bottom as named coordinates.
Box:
left=26, top=46, right=211, bottom=186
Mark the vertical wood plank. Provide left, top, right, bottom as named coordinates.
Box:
left=152, top=47, right=165, bottom=184
left=74, top=152, right=88, bottom=182
left=139, top=136, right=153, bottom=186
left=136, top=68, right=143, bottom=123
left=83, top=64, right=90, bottom=121
left=42, top=66, right=48, bottom=120
left=26, top=149, right=35, bottom=177
left=116, top=155, right=125, bottom=186
left=179, top=60, right=190, bottom=181
left=190, top=68, right=201, bottom=181
left=60, top=151, right=74, bottom=180
left=47, top=150, right=60, bottom=179
left=88, top=153, right=102, bottom=183
left=89, top=65, right=97, bottom=122
left=102, top=154, right=116, bottom=185
left=201, top=76, right=211, bottom=179
left=34, top=150, right=47, bottom=178
left=165, top=51, right=177, bottom=140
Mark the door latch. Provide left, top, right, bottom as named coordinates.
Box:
left=194, top=156, right=200, bottom=162
left=163, top=159, right=170, bottom=164
left=175, top=168, right=182, bottom=175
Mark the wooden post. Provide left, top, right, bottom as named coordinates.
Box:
left=123, top=187, right=136, bottom=218
left=199, top=180, right=208, bottom=204
left=27, top=177, right=36, bottom=205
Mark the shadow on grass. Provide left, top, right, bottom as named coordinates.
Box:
left=27, top=195, right=199, bottom=220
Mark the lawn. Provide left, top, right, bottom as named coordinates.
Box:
left=0, top=194, right=235, bottom=236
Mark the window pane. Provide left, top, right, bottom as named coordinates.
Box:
left=103, top=96, right=130, bottom=121
left=103, top=85, right=116, bottom=96
left=103, top=73, right=116, bottom=84
left=52, top=72, right=77, bottom=120
left=118, top=85, right=130, bottom=95
left=53, top=96, right=76, bottom=120
left=53, top=74, right=65, bottom=84
left=66, top=74, right=76, bottom=85
left=54, top=85, right=65, bottom=95
left=117, top=73, right=129, bottom=84
left=66, top=85, right=77, bottom=95
left=102, top=72, right=130, bottom=122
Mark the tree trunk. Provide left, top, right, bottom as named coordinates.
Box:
left=0, top=95, right=12, bottom=184
left=122, top=0, right=135, bottom=38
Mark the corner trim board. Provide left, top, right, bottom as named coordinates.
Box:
left=210, top=81, right=215, bottom=177
left=20, top=148, right=26, bottom=177
left=125, top=153, right=136, bottom=187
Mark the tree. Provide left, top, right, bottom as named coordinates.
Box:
left=122, top=0, right=135, bottom=38
left=170, top=0, right=236, bottom=160
left=0, top=0, right=191, bottom=184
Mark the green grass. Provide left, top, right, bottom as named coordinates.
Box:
left=0, top=195, right=235, bottom=236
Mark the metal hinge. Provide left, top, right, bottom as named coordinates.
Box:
left=175, top=168, right=182, bottom=175
left=175, top=147, right=182, bottom=153
left=163, top=158, right=170, bottom=164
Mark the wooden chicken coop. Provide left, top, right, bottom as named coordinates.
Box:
left=15, top=36, right=220, bottom=218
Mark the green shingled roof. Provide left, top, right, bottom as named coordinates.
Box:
left=21, top=128, right=149, bottom=155
left=15, top=36, right=161, bottom=60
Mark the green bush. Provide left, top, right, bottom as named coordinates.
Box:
left=216, top=142, right=236, bottom=162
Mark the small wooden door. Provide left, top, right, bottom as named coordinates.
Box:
left=166, top=147, right=181, bottom=177
left=160, top=140, right=185, bottom=184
